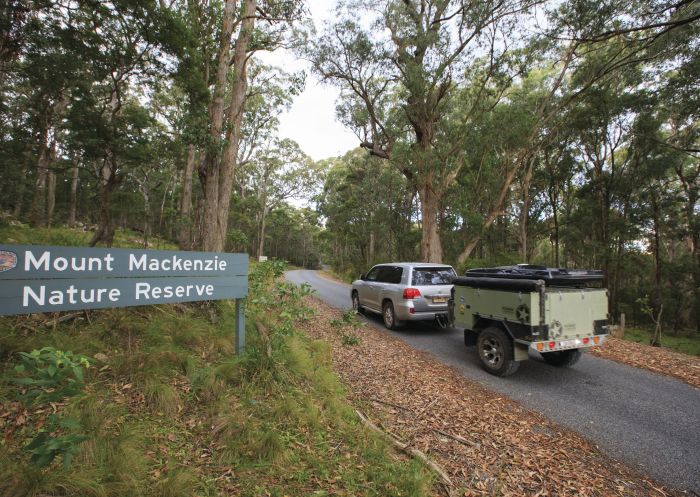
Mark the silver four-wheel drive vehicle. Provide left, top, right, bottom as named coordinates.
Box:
left=351, top=263, right=457, bottom=330
left=449, top=265, right=610, bottom=377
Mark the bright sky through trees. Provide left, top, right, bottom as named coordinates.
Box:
left=258, top=0, right=358, bottom=161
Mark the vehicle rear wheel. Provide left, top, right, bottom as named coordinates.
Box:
left=382, top=301, right=403, bottom=330
left=477, top=327, right=519, bottom=376
left=351, top=291, right=364, bottom=314
left=541, top=349, right=582, bottom=367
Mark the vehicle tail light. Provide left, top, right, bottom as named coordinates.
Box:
left=403, top=288, right=421, bottom=299
left=548, top=341, right=556, bottom=349
left=583, top=337, right=590, bottom=345
left=593, top=336, right=600, bottom=344
left=536, top=343, right=544, bottom=352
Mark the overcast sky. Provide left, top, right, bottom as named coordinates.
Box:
left=257, top=0, right=359, bottom=162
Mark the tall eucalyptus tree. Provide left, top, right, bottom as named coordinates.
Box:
left=311, top=0, right=540, bottom=262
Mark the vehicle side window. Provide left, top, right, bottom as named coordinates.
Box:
left=365, top=266, right=381, bottom=281
left=376, top=266, right=402, bottom=284
left=389, top=266, right=403, bottom=284
left=375, top=266, right=392, bottom=283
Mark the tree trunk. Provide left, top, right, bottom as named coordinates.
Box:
left=30, top=119, right=50, bottom=227
left=368, top=230, right=375, bottom=265
left=90, top=85, right=122, bottom=247
left=418, top=182, right=443, bottom=262
left=178, top=144, right=196, bottom=249
left=68, top=157, right=79, bottom=226
left=157, top=171, right=175, bottom=245
left=46, top=168, right=56, bottom=228
left=518, top=158, right=535, bottom=263
left=257, top=206, right=269, bottom=258
left=198, top=0, right=237, bottom=250
left=89, top=161, right=118, bottom=247
left=200, top=0, right=256, bottom=252
left=139, top=182, right=151, bottom=248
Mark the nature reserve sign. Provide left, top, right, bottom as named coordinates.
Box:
left=0, top=245, right=249, bottom=350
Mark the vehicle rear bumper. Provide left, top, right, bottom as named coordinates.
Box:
left=528, top=334, right=608, bottom=352
left=395, top=301, right=449, bottom=321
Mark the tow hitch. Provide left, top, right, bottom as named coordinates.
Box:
left=435, top=313, right=449, bottom=328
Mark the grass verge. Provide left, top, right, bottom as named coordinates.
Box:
left=0, top=226, right=435, bottom=497
left=620, top=327, right=700, bottom=356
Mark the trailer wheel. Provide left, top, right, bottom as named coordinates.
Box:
left=541, top=349, right=582, bottom=367
left=477, top=327, right=519, bottom=376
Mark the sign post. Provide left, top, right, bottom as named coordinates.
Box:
left=235, top=298, right=245, bottom=353
left=0, top=245, right=249, bottom=351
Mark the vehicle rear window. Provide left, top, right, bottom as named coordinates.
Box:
left=411, top=268, right=456, bottom=285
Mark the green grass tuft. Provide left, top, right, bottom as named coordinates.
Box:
left=255, top=428, right=289, bottom=464
left=144, top=380, right=181, bottom=416
left=154, top=467, right=198, bottom=497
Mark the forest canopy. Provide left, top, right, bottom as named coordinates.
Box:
left=0, top=0, right=698, bottom=332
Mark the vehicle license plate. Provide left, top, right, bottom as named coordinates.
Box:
left=432, top=296, right=447, bottom=303
left=560, top=339, right=580, bottom=349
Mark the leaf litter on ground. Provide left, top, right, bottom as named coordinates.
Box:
left=299, top=296, right=685, bottom=497
left=589, top=336, right=700, bottom=389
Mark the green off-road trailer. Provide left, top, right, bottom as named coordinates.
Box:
left=449, top=265, right=609, bottom=376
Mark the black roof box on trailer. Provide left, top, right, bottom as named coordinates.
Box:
left=463, top=264, right=604, bottom=287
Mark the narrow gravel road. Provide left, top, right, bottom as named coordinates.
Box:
left=287, top=269, right=700, bottom=494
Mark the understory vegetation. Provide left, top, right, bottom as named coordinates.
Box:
left=0, top=228, right=433, bottom=497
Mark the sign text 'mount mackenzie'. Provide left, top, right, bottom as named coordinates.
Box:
left=0, top=245, right=249, bottom=316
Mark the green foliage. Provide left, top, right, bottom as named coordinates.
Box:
left=340, top=333, right=361, bottom=347
left=331, top=310, right=363, bottom=347
left=330, top=309, right=360, bottom=328
left=13, top=347, right=91, bottom=405
left=317, top=150, right=418, bottom=275
left=12, top=347, right=92, bottom=468
left=23, top=429, right=90, bottom=470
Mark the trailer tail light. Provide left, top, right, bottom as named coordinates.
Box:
left=403, top=288, right=421, bottom=299
left=593, top=336, right=600, bottom=344
left=548, top=341, right=556, bottom=349
left=583, top=337, right=590, bottom=345
left=536, top=343, right=544, bottom=352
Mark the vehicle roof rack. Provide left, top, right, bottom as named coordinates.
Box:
left=463, top=265, right=604, bottom=287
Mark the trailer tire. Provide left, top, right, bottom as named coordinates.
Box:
left=541, top=349, right=582, bottom=367
left=477, top=327, right=519, bottom=376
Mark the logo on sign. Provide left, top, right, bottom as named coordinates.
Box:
left=0, top=250, right=17, bottom=272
